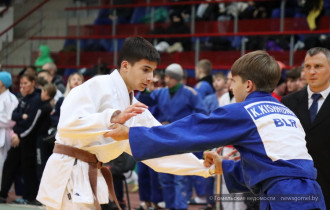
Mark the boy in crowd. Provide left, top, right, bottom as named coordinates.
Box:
left=194, top=59, right=214, bottom=99
left=36, top=84, right=57, bottom=181
left=286, top=66, right=303, bottom=94
left=105, top=50, right=325, bottom=210
left=203, top=72, right=228, bottom=113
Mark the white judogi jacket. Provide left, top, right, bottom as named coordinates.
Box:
left=37, top=70, right=211, bottom=209
left=0, top=89, right=18, bottom=189
left=219, top=92, right=236, bottom=107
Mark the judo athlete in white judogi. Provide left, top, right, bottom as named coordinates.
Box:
left=0, top=71, right=18, bottom=189
left=37, top=37, right=213, bottom=210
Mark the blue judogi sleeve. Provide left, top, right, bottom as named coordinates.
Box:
left=222, top=160, right=250, bottom=193
left=129, top=103, right=254, bottom=161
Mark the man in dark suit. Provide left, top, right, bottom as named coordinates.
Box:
left=282, top=47, right=330, bottom=208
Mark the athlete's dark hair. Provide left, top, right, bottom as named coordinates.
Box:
left=118, top=36, right=160, bottom=69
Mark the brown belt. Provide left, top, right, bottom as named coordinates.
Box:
left=53, top=144, right=121, bottom=210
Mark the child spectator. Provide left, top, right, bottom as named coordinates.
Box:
left=36, top=84, right=57, bottom=182
left=286, top=66, right=302, bottom=94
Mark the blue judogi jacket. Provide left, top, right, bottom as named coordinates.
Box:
left=138, top=84, right=207, bottom=123
left=194, top=80, right=214, bottom=99
left=203, top=93, right=219, bottom=113
left=129, top=92, right=325, bottom=209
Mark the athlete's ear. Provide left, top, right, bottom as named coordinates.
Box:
left=120, top=61, right=129, bottom=72
left=246, top=80, right=255, bottom=93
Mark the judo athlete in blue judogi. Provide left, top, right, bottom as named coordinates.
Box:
left=105, top=51, right=326, bottom=210
left=138, top=63, right=207, bottom=123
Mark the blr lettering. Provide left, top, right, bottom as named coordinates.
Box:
left=273, top=118, right=297, bottom=128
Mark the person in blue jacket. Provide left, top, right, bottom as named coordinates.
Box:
left=105, top=50, right=326, bottom=210
left=194, top=59, right=215, bottom=99
left=138, top=63, right=207, bottom=124
left=203, top=72, right=228, bottom=113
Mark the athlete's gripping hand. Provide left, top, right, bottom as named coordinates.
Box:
left=103, top=124, right=129, bottom=141
left=110, top=102, right=148, bottom=124
left=204, top=147, right=239, bottom=175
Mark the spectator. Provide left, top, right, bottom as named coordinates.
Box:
left=51, top=72, right=84, bottom=129
left=194, top=59, right=215, bottom=99
left=19, top=66, right=37, bottom=77
left=272, top=75, right=286, bottom=102
left=271, top=0, right=299, bottom=18
left=138, top=6, right=168, bottom=24
left=168, top=0, right=191, bottom=22
left=42, top=62, right=66, bottom=94
left=0, top=73, right=42, bottom=206
left=0, top=72, right=18, bottom=190
left=282, top=47, right=330, bottom=208
left=10, top=66, right=38, bottom=96
left=35, top=84, right=57, bottom=182
left=138, top=63, right=207, bottom=124
left=203, top=72, right=228, bottom=112
left=286, top=66, right=302, bottom=94
left=85, top=59, right=112, bottom=77
left=154, top=11, right=191, bottom=53
left=240, top=1, right=276, bottom=19
left=221, top=2, right=249, bottom=20
left=219, top=71, right=236, bottom=105
left=196, top=0, right=221, bottom=21
left=37, top=70, right=63, bottom=104
left=94, top=0, right=133, bottom=25
left=35, top=76, right=49, bottom=89
left=34, top=45, right=53, bottom=72
left=64, top=72, right=84, bottom=97
left=305, top=0, right=324, bottom=30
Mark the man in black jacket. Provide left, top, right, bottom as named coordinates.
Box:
left=281, top=47, right=330, bottom=208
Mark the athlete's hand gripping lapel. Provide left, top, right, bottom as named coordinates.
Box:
left=110, top=102, right=148, bottom=124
